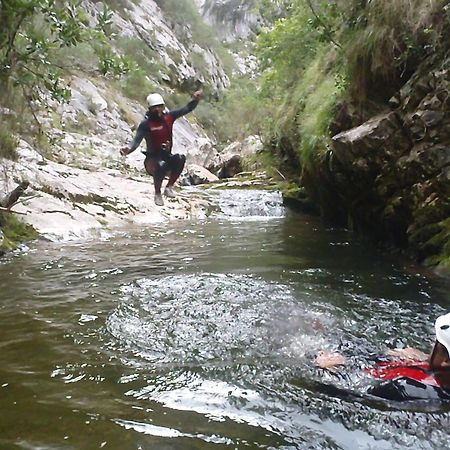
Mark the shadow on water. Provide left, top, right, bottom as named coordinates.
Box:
left=0, top=189, right=450, bottom=449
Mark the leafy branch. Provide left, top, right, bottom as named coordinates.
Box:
left=305, top=0, right=342, bottom=49
left=0, top=0, right=130, bottom=111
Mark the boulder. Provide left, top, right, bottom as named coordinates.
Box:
left=180, top=164, right=219, bottom=185
left=208, top=135, right=263, bottom=178
left=331, top=112, right=410, bottom=169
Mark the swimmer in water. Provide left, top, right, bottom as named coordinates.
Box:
left=315, top=313, right=450, bottom=402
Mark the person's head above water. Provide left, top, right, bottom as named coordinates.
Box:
left=430, top=313, right=450, bottom=370
left=435, top=313, right=450, bottom=351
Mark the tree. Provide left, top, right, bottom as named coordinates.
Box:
left=0, top=0, right=129, bottom=111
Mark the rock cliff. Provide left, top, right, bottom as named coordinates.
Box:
left=303, top=50, right=450, bottom=275
left=194, top=0, right=260, bottom=42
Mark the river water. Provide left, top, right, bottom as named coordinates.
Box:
left=1, top=189, right=449, bottom=450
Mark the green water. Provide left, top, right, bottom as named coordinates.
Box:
left=0, top=190, right=449, bottom=449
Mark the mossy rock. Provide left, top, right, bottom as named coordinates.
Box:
left=435, top=257, right=450, bottom=277
left=408, top=222, right=442, bottom=250
left=280, top=182, right=319, bottom=214
left=420, top=217, right=450, bottom=274
left=413, top=202, right=450, bottom=227
left=0, top=213, right=38, bottom=253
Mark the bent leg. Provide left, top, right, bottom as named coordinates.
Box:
left=144, top=157, right=170, bottom=194
left=166, top=154, right=186, bottom=186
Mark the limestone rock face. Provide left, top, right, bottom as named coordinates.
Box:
left=0, top=141, right=210, bottom=241
left=195, top=0, right=261, bottom=43
left=93, top=0, right=230, bottom=93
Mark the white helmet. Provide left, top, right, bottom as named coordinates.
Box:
left=147, top=93, right=165, bottom=107
left=435, top=313, right=450, bottom=354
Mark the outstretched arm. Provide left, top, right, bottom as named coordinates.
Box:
left=169, top=89, right=204, bottom=120
left=120, top=121, right=147, bottom=156
left=385, top=347, right=429, bottom=361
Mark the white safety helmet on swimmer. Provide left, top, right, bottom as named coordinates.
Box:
left=147, top=93, right=165, bottom=107
left=435, top=312, right=450, bottom=354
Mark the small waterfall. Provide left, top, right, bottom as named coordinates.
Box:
left=205, top=189, right=286, bottom=219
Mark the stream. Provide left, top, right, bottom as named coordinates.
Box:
left=0, top=188, right=449, bottom=449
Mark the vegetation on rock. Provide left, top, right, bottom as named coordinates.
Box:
left=0, top=212, right=38, bottom=253
left=254, top=0, right=450, bottom=275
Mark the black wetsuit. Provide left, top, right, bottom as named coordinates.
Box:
left=367, top=360, right=450, bottom=402
left=126, top=98, right=199, bottom=191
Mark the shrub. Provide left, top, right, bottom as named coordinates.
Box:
left=343, top=0, right=445, bottom=100
left=193, top=77, right=270, bottom=145
left=0, top=123, right=19, bottom=161
left=121, top=71, right=156, bottom=102
left=115, top=37, right=166, bottom=77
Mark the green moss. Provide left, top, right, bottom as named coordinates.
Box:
left=0, top=213, right=38, bottom=252
left=260, top=48, right=341, bottom=174
left=279, top=181, right=319, bottom=214
left=435, top=257, right=450, bottom=277
left=194, top=76, right=269, bottom=144
left=414, top=217, right=450, bottom=272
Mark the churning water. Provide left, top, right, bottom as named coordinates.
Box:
left=0, top=189, right=449, bottom=449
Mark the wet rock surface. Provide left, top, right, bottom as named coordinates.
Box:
left=0, top=139, right=214, bottom=241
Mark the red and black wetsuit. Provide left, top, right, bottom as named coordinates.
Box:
left=366, top=360, right=450, bottom=401
left=126, top=98, right=199, bottom=191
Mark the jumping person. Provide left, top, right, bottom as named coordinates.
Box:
left=315, top=313, right=450, bottom=402
left=120, top=90, right=204, bottom=206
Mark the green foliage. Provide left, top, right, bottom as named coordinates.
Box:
left=257, top=9, right=318, bottom=90
left=120, top=69, right=157, bottom=102
left=0, top=1, right=130, bottom=118
left=51, top=42, right=99, bottom=72
left=242, top=150, right=279, bottom=178
left=256, top=0, right=446, bottom=177
left=297, top=61, right=338, bottom=165
left=97, top=48, right=133, bottom=77
left=115, top=37, right=166, bottom=76
left=1, top=0, right=86, bottom=104
left=114, top=37, right=168, bottom=100
left=254, top=0, right=291, bottom=22
left=0, top=121, right=19, bottom=160
left=193, top=77, right=271, bottom=145
left=155, top=0, right=235, bottom=77
left=343, top=0, right=444, bottom=99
